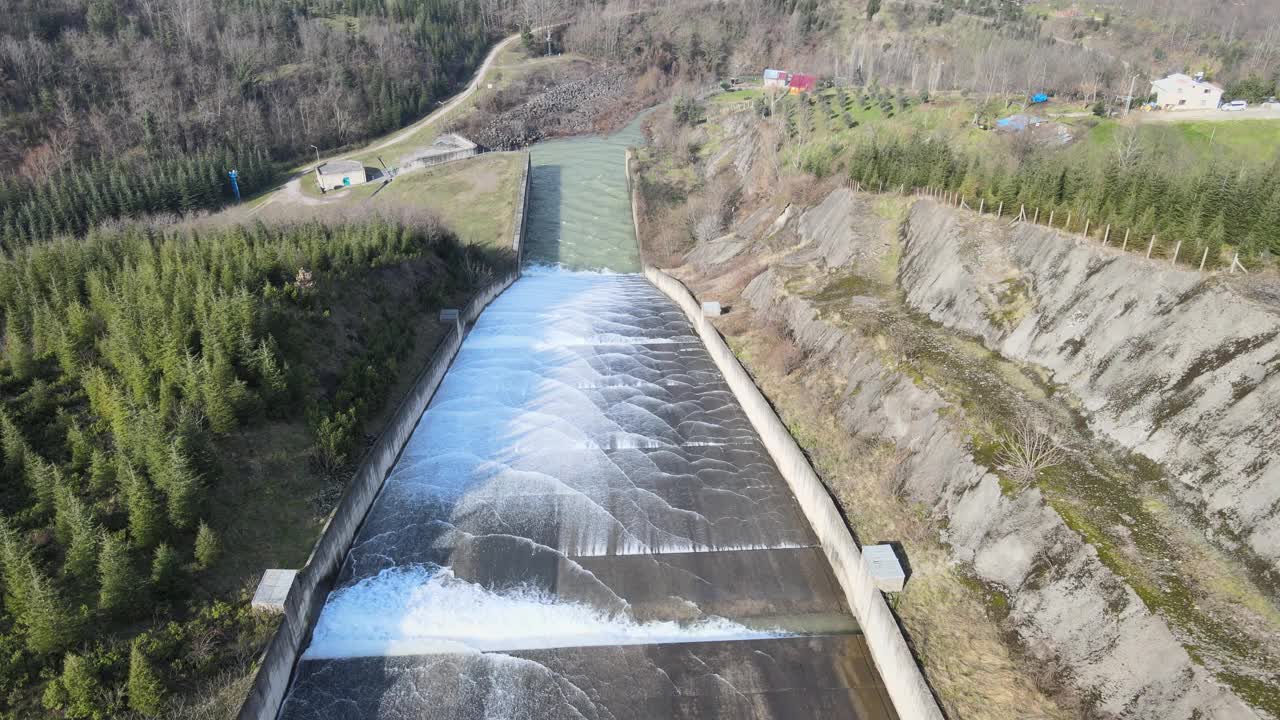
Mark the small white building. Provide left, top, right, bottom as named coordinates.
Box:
left=315, top=159, right=368, bottom=191
left=1151, top=73, right=1223, bottom=111
left=763, top=68, right=789, bottom=90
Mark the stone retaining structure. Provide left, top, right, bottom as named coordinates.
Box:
left=236, top=152, right=532, bottom=720
left=627, top=150, right=942, bottom=720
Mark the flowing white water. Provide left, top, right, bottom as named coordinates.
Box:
left=272, top=113, right=906, bottom=720
left=304, top=565, right=780, bottom=659
left=299, top=121, right=805, bottom=665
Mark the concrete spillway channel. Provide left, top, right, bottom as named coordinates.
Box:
left=277, top=124, right=900, bottom=719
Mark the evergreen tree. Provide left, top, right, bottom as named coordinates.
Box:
left=64, top=421, right=94, bottom=473
left=0, top=517, right=33, bottom=619
left=22, top=567, right=80, bottom=654
left=57, top=491, right=99, bottom=584
left=163, top=442, right=202, bottom=530
left=194, top=521, right=220, bottom=570
left=3, top=312, right=33, bottom=380
left=0, top=409, right=29, bottom=477
left=59, top=652, right=105, bottom=719
left=127, top=640, right=165, bottom=717
left=88, top=449, right=116, bottom=494
left=98, top=531, right=140, bottom=614
left=122, top=463, right=164, bottom=549
left=150, top=543, right=182, bottom=599
left=1203, top=213, right=1226, bottom=268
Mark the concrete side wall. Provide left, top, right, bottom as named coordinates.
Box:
left=236, top=274, right=515, bottom=720
left=405, top=147, right=480, bottom=170
left=628, top=145, right=939, bottom=719
left=238, top=151, right=534, bottom=720
left=642, top=267, right=944, bottom=720
left=512, top=152, right=531, bottom=262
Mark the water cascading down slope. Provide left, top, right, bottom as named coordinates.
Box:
left=279, top=122, right=898, bottom=719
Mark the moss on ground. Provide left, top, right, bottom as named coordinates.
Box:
left=772, top=212, right=1280, bottom=716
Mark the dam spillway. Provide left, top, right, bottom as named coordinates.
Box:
left=278, top=122, right=899, bottom=719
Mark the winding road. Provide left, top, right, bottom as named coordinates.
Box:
left=250, top=31, right=526, bottom=215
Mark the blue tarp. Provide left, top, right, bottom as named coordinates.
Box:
left=1031, top=93, right=1049, bottom=104
left=996, top=114, right=1043, bottom=131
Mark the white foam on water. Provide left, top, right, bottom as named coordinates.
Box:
left=304, top=566, right=782, bottom=660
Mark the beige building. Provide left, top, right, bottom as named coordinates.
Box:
left=1151, top=73, right=1223, bottom=111
left=315, top=160, right=367, bottom=191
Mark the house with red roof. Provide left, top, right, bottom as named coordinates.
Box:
left=787, top=73, right=817, bottom=94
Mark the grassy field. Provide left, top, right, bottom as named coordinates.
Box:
left=1084, top=118, right=1280, bottom=165
left=710, top=88, right=764, bottom=104
left=292, top=153, right=524, bottom=249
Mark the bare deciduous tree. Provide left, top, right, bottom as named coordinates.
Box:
left=995, top=417, right=1067, bottom=488
left=1113, top=127, right=1145, bottom=171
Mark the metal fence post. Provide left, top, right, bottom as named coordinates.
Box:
left=1146, top=235, right=1156, bottom=259
left=1199, top=247, right=1209, bottom=271
left=1122, top=228, right=1130, bottom=251
left=1171, top=240, right=1182, bottom=266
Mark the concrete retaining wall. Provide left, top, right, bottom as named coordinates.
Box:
left=627, top=146, right=941, bottom=720
left=511, top=152, right=531, bottom=263
left=238, top=147, right=533, bottom=720
left=404, top=146, right=480, bottom=170
left=642, top=267, right=944, bottom=720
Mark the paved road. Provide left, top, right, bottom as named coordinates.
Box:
left=250, top=31, right=524, bottom=215
left=1138, top=106, right=1280, bottom=123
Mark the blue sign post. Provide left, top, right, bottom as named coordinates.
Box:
left=228, top=169, right=241, bottom=202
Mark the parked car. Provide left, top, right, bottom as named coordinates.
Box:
left=1221, top=100, right=1248, bottom=111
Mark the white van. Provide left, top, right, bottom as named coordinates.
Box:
left=1221, top=100, right=1248, bottom=111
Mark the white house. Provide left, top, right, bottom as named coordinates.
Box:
left=763, top=68, right=789, bottom=90
left=315, top=160, right=368, bottom=191
left=1151, top=73, right=1223, bottom=111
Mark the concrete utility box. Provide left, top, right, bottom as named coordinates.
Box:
left=701, top=301, right=723, bottom=317
left=251, top=569, right=297, bottom=613
left=863, top=544, right=906, bottom=593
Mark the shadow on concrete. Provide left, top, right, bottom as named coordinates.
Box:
left=524, top=163, right=562, bottom=267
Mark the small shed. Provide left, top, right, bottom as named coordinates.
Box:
left=251, top=569, right=297, bottom=613
left=315, top=160, right=368, bottom=191
left=863, top=544, right=907, bottom=593
left=763, top=68, right=789, bottom=90
left=788, top=73, right=818, bottom=94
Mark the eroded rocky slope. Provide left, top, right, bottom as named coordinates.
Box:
left=661, top=184, right=1279, bottom=718
left=899, top=204, right=1280, bottom=579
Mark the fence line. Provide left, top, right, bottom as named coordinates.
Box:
left=879, top=181, right=1251, bottom=274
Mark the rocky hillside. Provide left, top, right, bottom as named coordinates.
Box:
left=899, top=204, right=1280, bottom=583
left=638, top=107, right=1280, bottom=717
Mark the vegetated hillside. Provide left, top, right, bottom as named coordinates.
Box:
left=566, top=0, right=1280, bottom=122
left=632, top=96, right=1280, bottom=718
left=0, top=212, right=511, bottom=718
left=0, top=0, right=496, bottom=246
left=680, top=81, right=1280, bottom=270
